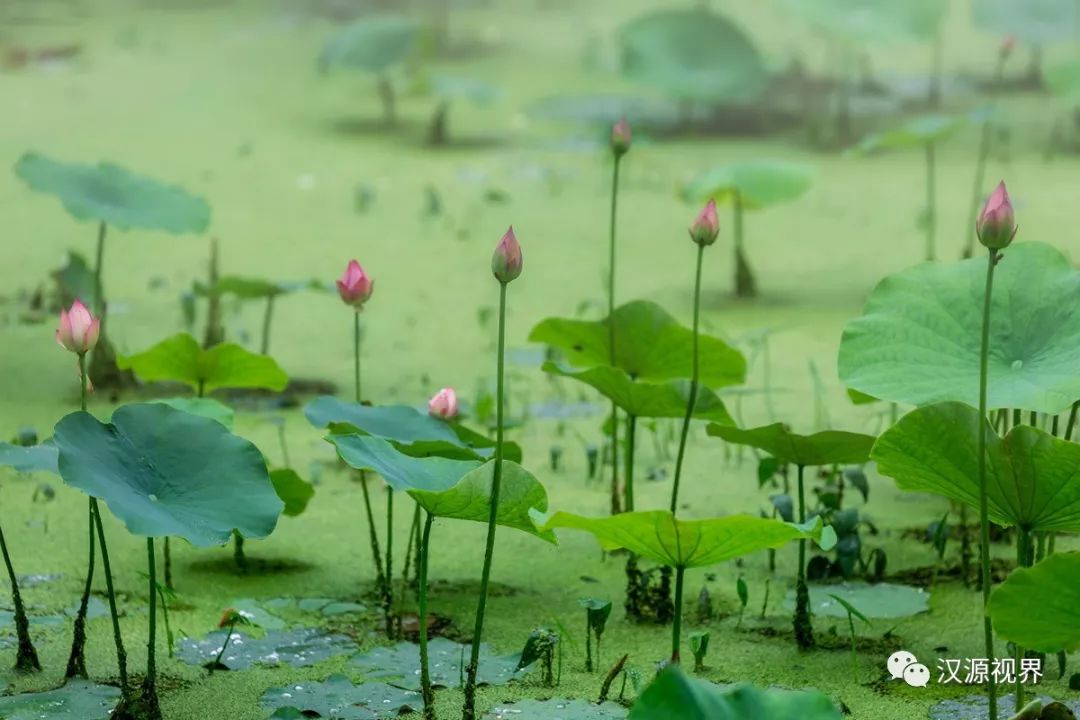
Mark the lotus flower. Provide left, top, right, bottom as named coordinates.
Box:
left=56, top=300, right=100, bottom=355
left=337, top=260, right=374, bottom=309
left=976, top=181, right=1017, bottom=250
left=611, top=118, right=631, bottom=156
left=428, top=387, right=459, bottom=419
left=689, top=199, right=720, bottom=247
left=491, top=226, right=523, bottom=283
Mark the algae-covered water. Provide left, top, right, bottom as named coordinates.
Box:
left=1, top=1, right=1078, bottom=719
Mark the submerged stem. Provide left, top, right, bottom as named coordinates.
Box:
left=670, top=245, right=705, bottom=516
left=977, top=249, right=999, bottom=719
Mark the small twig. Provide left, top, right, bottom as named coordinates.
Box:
left=598, top=653, right=629, bottom=704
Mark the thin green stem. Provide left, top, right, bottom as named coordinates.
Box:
left=384, top=490, right=395, bottom=639
left=353, top=313, right=386, bottom=596
left=419, top=512, right=436, bottom=720
left=1014, top=526, right=1032, bottom=711
left=671, top=566, right=685, bottom=663
left=608, top=155, right=622, bottom=514
left=670, top=245, right=705, bottom=516
left=977, top=249, right=999, bottom=719
left=354, top=313, right=362, bottom=404
left=463, top=281, right=508, bottom=720
left=92, top=500, right=128, bottom=691
left=260, top=295, right=275, bottom=356
left=794, top=464, right=814, bottom=648
left=1065, top=401, right=1078, bottom=441
left=66, top=353, right=93, bottom=678
left=925, top=142, right=937, bottom=261
left=0, top=517, right=40, bottom=672
left=146, top=537, right=158, bottom=683
left=624, top=415, right=636, bottom=512
left=211, top=619, right=237, bottom=673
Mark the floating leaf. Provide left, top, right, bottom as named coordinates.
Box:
left=351, top=637, right=526, bottom=690
left=542, top=363, right=733, bottom=424
left=618, top=9, right=768, bottom=103
left=270, top=468, right=315, bottom=517
left=118, top=333, right=288, bottom=393
left=989, top=553, right=1080, bottom=654
left=262, top=675, right=420, bottom=720
left=783, top=582, right=929, bottom=619
left=487, top=699, right=627, bottom=719
left=0, top=680, right=120, bottom=720
left=431, top=75, right=500, bottom=105
left=15, top=152, right=210, bottom=233
left=855, top=115, right=964, bottom=153
left=53, top=403, right=283, bottom=546
left=706, top=423, right=875, bottom=467
left=532, top=510, right=828, bottom=568
left=152, top=396, right=235, bottom=430
left=529, top=301, right=746, bottom=388
left=227, top=598, right=286, bottom=630
left=192, top=276, right=328, bottom=301
left=873, top=402, right=1080, bottom=532
left=681, top=161, right=815, bottom=210
left=178, top=627, right=356, bottom=670
left=839, top=242, right=1080, bottom=415
left=630, top=665, right=840, bottom=720
left=0, top=442, right=58, bottom=474
left=320, top=16, right=418, bottom=73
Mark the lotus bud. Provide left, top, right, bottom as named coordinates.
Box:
left=491, top=226, right=523, bottom=283
left=336, top=260, right=374, bottom=309
left=611, top=118, right=631, bottom=157
left=428, top=387, right=459, bottom=419
left=56, top=299, right=100, bottom=355
left=218, top=608, right=241, bottom=629
left=976, top=181, right=1017, bottom=250
left=689, top=199, right=720, bottom=247
left=1000, top=35, right=1016, bottom=58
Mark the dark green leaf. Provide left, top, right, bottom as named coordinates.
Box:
left=706, top=423, right=875, bottom=466
left=0, top=441, right=58, bottom=474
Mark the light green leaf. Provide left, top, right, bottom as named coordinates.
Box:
left=839, top=242, right=1080, bottom=415
left=872, top=402, right=1080, bottom=532
left=270, top=468, right=315, bottom=517
left=618, top=9, right=768, bottom=103
left=630, top=665, right=840, bottom=720
left=53, top=404, right=283, bottom=546
left=328, top=434, right=482, bottom=492
left=529, top=300, right=746, bottom=388
left=319, top=16, right=418, bottom=73
left=532, top=510, right=821, bottom=568
left=193, top=276, right=329, bottom=300
left=152, top=397, right=235, bottom=430
left=783, top=582, right=928, bottom=619
left=989, top=552, right=1080, bottom=654
left=118, top=333, right=288, bottom=393
left=15, top=152, right=210, bottom=233
left=542, top=363, right=733, bottom=423
left=681, top=160, right=815, bottom=210
left=706, top=422, right=875, bottom=466
left=856, top=115, right=964, bottom=153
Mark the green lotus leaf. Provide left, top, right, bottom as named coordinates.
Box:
left=630, top=665, right=841, bottom=720
left=542, top=362, right=733, bottom=424
left=52, top=403, right=283, bottom=546
left=431, top=75, right=500, bottom=105
left=328, top=434, right=480, bottom=493
left=706, top=422, right=875, bottom=467
left=0, top=441, right=58, bottom=474
left=152, top=396, right=235, bottom=429
left=270, top=468, right=315, bottom=517
left=0, top=680, right=120, bottom=720
left=782, top=582, right=929, bottom=619
left=872, top=402, right=1080, bottom=532
left=305, top=396, right=520, bottom=462
left=262, top=675, right=420, bottom=720
left=118, top=333, right=288, bottom=394
left=15, top=152, right=210, bottom=233
left=974, top=0, right=1078, bottom=44
left=856, top=115, right=964, bottom=153
left=839, top=242, right=1080, bottom=415
left=681, top=160, right=815, bottom=210
left=532, top=510, right=825, bottom=569
left=488, top=699, right=626, bottom=719
left=780, top=0, right=945, bottom=43
left=618, top=9, right=768, bottom=103
left=529, top=301, right=746, bottom=388
left=193, top=276, right=329, bottom=300
left=989, top=552, right=1080, bottom=654
left=319, top=16, right=418, bottom=73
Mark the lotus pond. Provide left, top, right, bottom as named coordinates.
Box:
left=2, top=1, right=1080, bottom=719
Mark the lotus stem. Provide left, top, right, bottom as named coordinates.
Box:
left=624, top=414, right=636, bottom=512
left=384, top=490, right=395, bottom=639
left=0, top=518, right=40, bottom=673
left=1014, top=526, right=1033, bottom=711
left=1065, top=401, right=1078, bottom=441
left=66, top=353, right=94, bottom=679
left=418, top=512, right=436, bottom=719
left=670, top=244, right=705, bottom=516
left=211, top=616, right=238, bottom=674
left=733, top=194, right=756, bottom=297
left=977, top=248, right=1000, bottom=719
left=233, top=531, right=246, bottom=573
left=462, top=282, right=508, bottom=720
left=142, top=536, right=161, bottom=717
left=924, top=142, right=937, bottom=261
left=260, top=295, right=275, bottom=356
left=92, top=501, right=128, bottom=691
left=793, top=464, right=814, bottom=649
left=354, top=312, right=387, bottom=599
left=608, top=151, right=623, bottom=515
left=671, top=566, right=685, bottom=663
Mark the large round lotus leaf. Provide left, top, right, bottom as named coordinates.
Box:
left=681, top=161, right=815, bottom=210
left=630, top=665, right=841, bottom=720
left=529, top=301, right=746, bottom=388
left=706, top=422, right=875, bottom=467
left=533, top=510, right=829, bottom=569
left=781, top=0, right=945, bottom=43
left=873, top=402, right=1080, bottom=532
left=855, top=115, right=964, bottom=153
left=0, top=441, right=58, bottom=474
left=53, top=404, right=283, bottom=546
left=542, top=363, right=733, bottom=424
left=839, top=242, right=1080, bottom=415
left=118, top=333, right=288, bottom=394
left=617, top=9, right=768, bottom=103
left=319, top=16, right=418, bottom=73
left=15, top=152, right=210, bottom=233
left=781, top=582, right=929, bottom=619
left=974, top=0, right=1078, bottom=43
left=0, top=680, right=120, bottom=720
left=989, top=553, right=1080, bottom=654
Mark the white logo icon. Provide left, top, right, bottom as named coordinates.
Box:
left=887, top=650, right=928, bottom=687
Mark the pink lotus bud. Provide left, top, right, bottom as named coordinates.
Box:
left=428, top=387, right=459, bottom=419
left=976, top=181, right=1017, bottom=250
left=1000, top=35, right=1016, bottom=58
left=56, top=299, right=100, bottom=355
left=491, top=226, right=523, bottom=283
left=336, top=260, right=374, bottom=309
left=611, top=117, right=631, bottom=156
left=689, top=199, right=720, bottom=247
